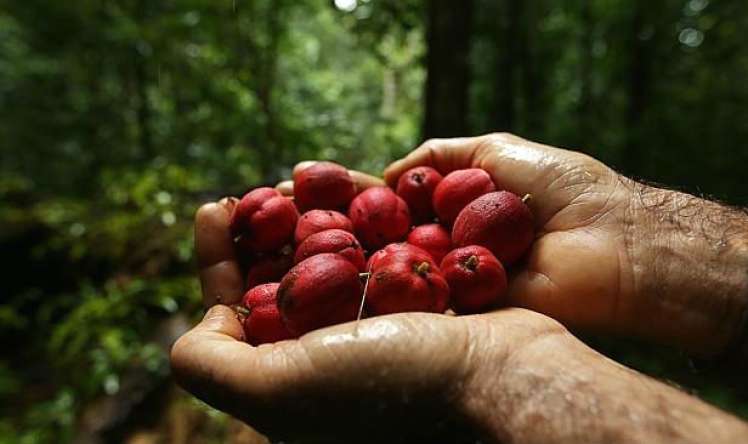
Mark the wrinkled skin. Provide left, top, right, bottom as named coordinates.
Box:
left=179, top=136, right=748, bottom=443
left=386, top=133, right=636, bottom=338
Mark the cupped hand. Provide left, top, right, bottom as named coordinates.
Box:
left=385, top=133, right=639, bottom=337
left=171, top=303, right=562, bottom=443
left=181, top=165, right=567, bottom=442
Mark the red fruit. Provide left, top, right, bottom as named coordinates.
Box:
left=241, top=283, right=296, bottom=345
left=365, top=242, right=429, bottom=271
left=294, top=229, right=366, bottom=271
left=440, top=246, right=507, bottom=314
left=294, top=209, right=353, bottom=244
left=245, top=247, right=294, bottom=289
left=230, top=187, right=299, bottom=252
left=395, top=166, right=443, bottom=223
left=366, top=247, right=449, bottom=315
left=348, top=187, right=411, bottom=250
left=294, top=162, right=356, bottom=212
left=432, top=169, right=496, bottom=226
left=452, top=191, right=534, bottom=265
left=278, top=253, right=362, bottom=335
left=407, top=224, right=452, bottom=264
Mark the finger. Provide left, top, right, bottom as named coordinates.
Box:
left=293, top=160, right=385, bottom=192
left=195, top=198, right=245, bottom=307
left=384, top=133, right=597, bottom=225
left=383, top=136, right=486, bottom=187
left=275, top=180, right=294, bottom=196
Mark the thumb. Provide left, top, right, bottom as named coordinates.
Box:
left=190, top=304, right=245, bottom=340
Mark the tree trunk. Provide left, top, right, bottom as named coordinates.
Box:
left=133, top=0, right=153, bottom=161
left=490, top=0, right=521, bottom=132
left=422, top=0, right=474, bottom=139
left=134, top=56, right=153, bottom=161
left=624, top=0, right=651, bottom=175
left=576, top=0, right=593, bottom=148
left=519, top=0, right=545, bottom=137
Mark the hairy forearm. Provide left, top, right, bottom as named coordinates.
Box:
left=461, top=330, right=748, bottom=444
left=623, top=181, right=748, bottom=356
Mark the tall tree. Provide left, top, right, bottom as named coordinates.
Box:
left=623, top=0, right=653, bottom=175
left=576, top=0, right=594, bottom=148
left=422, top=0, right=474, bottom=138
left=490, top=0, right=521, bottom=132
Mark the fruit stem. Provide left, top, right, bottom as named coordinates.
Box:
left=359, top=272, right=371, bottom=279
left=522, top=193, right=532, bottom=203
left=465, top=255, right=479, bottom=271
left=414, top=261, right=431, bottom=276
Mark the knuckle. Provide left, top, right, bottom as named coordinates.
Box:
left=486, top=132, right=517, bottom=145
left=419, top=138, right=442, bottom=153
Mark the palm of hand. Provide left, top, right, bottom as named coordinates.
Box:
left=385, top=133, right=636, bottom=333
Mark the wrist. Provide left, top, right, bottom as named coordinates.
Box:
left=455, top=310, right=576, bottom=443
left=624, top=183, right=748, bottom=355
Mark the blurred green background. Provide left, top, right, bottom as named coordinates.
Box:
left=1, top=0, right=747, bottom=442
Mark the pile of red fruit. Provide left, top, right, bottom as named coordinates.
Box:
left=232, top=161, right=534, bottom=345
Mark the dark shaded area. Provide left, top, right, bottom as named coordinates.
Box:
left=422, top=0, right=473, bottom=138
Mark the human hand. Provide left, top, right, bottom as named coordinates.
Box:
left=184, top=173, right=570, bottom=442
left=174, top=158, right=748, bottom=443
left=172, top=302, right=569, bottom=443
left=384, top=133, right=748, bottom=355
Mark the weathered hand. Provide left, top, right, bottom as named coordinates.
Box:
left=385, top=134, right=635, bottom=335
left=181, top=162, right=569, bottom=443
left=170, top=303, right=563, bottom=443
left=384, top=133, right=748, bottom=354
left=173, top=153, right=748, bottom=443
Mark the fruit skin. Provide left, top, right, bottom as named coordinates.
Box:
left=395, top=166, right=443, bottom=223
left=452, top=191, right=534, bottom=265
left=407, top=224, right=452, bottom=264
left=245, top=247, right=294, bottom=289
left=294, top=209, right=353, bottom=244
left=293, top=162, right=356, bottom=212
left=432, top=169, right=496, bottom=226
left=365, top=242, right=430, bottom=271
left=230, top=187, right=299, bottom=252
left=278, top=253, right=362, bottom=335
left=294, top=229, right=366, bottom=271
left=366, top=246, right=449, bottom=315
left=241, top=283, right=296, bottom=345
left=440, top=245, right=508, bottom=314
left=348, top=186, right=411, bottom=250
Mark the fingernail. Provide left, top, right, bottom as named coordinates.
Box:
left=219, top=197, right=238, bottom=213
